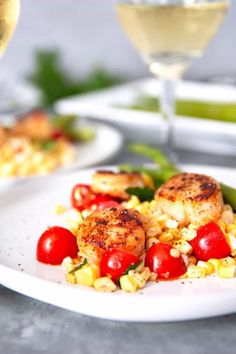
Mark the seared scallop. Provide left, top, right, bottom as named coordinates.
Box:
left=77, top=207, right=146, bottom=263
left=155, top=172, right=223, bottom=226
left=91, top=170, right=145, bottom=200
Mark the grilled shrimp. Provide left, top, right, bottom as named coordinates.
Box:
left=155, top=172, right=223, bottom=226
left=91, top=171, right=145, bottom=200
left=77, top=207, right=146, bottom=263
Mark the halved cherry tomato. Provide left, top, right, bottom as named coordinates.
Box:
left=36, top=226, right=78, bottom=265
left=71, top=184, right=120, bottom=211
left=100, top=249, right=140, bottom=283
left=190, top=222, right=231, bottom=261
left=145, top=242, right=186, bottom=280
left=71, top=184, right=95, bottom=211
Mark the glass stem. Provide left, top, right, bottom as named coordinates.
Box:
left=159, top=78, right=176, bottom=161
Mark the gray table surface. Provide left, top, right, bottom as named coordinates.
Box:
left=1, top=146, right=236, bottom=354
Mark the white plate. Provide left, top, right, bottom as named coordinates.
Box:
left=0, top=122, right=123, bottom=188
left=55, top=78, right=236, bottom=155
left=1, top=164, right=236, bottom=322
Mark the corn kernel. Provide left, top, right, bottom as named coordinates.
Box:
left=181, top=228, right=197, bottom=241
left=217, top=264, right=236, bottom=278
left=165, top=219, right=178, bottom=229
left=173, top=239, right=193, bottom=255
left=150, top=272, right=157, bottom=281
left=208, top=258, right=221, bottom=273
left=226, top=233, right=236, bottom=256
left=75, top=264, right=100, bottom=287
left=61, top=256, right=74, bottom=273
left=146, top=237, right=159, bottom=250
left=159, top=232, right=173, bottom=242
left=54, top=204, right=67, bottom=215
left=65, top=273, right=77, bottom=284
left=220, top=257, right=236, bottom=266
left=119, top=275, right=138, bottom=292
left=93, top=277, right=117, bottom=292
left=197, top=261, right=214, bottom=275
left=128, top=271, right=146, bottom=289
left=146, top=225, right=162, bottom=238
left=170, top=248, right=180, bottom=258
left=142, top=173, right=154, bottom=189
left=188, top=255, right=197, bottom=265
left=221, top=210, right=234, bottom=225
left=187, top=266, right=206, bottom=278
left=140, top=267, right=151, bottom=282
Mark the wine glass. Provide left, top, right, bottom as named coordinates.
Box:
left=0, top=0, right=20, bottom=115
left=116, top=0, right=229, bottom=159
left=0, top=0, right=20, bottom=58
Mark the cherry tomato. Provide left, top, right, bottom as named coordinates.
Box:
left=36, top=226, right=78, bottom=265
left=92, top=195, right=120, bottom=211
left=145, top=242, right=186, bottom=280
left=190, top=222, right=231, bottom=261
left=71, top=184, right=95, bottom=211
left=100, top=249, right=140, bottom=283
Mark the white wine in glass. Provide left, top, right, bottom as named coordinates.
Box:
left=116, top=0, right=229, bottom=157
left=0, top=0, right=20, bottom=57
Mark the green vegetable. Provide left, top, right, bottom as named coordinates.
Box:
left=40, top=139, right=57, bottom=151
left=122, top=261, right=143, bottom=276
left=118, top=95, right=236, bottom=124
left=27, top=49, right=124, bottom=107
left=124, top=143, right=236, bottom=211
left=125, top=187, right=155, bottom=202
left=69, top=258, right=88, bottom=274
left=51, top=114, right=94, bottom=142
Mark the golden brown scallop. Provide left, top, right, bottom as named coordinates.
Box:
left=77, top=207, right=146, bottom=263
left=155, top=172, right=223, bottom=226
left=91, top=171, right=145, bottom=200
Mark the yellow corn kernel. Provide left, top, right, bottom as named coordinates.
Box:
left=61, top=256, right=74, bottom=273
left=187, top=266, right=206, bottom=278
left=146, top=237, right=159, bottom=250
left=221, top=210, right=234, bottom=225
left=181, top=228, right=197, bottom=241
left=226, top=224, right=236, bottom=233
left=208, top=258, right=221, bottom=273
left=140, top=267, right=151, bottom=282
left=159, top=232, right=173, bottom=242
left=128, top=270, right=147, bottom=289
left=173, top=239, right=193, bottom=255
left=75, top=264, right=100, bottom=287
left=93, top=277, right=117, bottom=292
left=150, top=272, right=157, bottom=281
left=123, top=195, right=140, bottom=209
left=119, top=275, right=138, bottom=292
left=226, top=233, right=236, bottom=256
left=220, top=257, right=236, bottom=266
left=146, top=225, right=162, bottom=238
left=65, top=273, right=77, bottom=284
left=217, top=264, right=236, bottom=278
left=54, top=204, right=67, bottom=215
left=197, top=261, right=214, bottom=275
left=165, top=219, right=179, bottom=229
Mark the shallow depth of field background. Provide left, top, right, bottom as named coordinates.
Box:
left=1, top=0, right=236, bottom=82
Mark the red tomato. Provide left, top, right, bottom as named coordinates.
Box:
left=145, top=242, right=186, bottom=280
left=36, top=226, right=78, bottom=265
left=100, top=249, right=140, bottom=283
left=71, top=184, right=95, bottom=211
left=71, top=184, right=120, bottom=211
left=92, top=195, right=120, bottom=211
left=190, top=222, right=231, bottom=261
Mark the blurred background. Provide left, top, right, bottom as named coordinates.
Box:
left=2, top=0, right=236, bottom=83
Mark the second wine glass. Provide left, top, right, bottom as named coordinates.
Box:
left=116, top=0, right=229, bottom=159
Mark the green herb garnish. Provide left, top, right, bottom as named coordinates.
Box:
left=27, top=49, right=124, bottom=107
left=125, top=187, right=154, bottom=202
left=122, top=261, right=143, bottom=276
left=69, top=258, right=88, bottom=274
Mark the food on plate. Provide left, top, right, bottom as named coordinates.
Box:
left=36, top=166, right=236, bottom=293
left=154, top=173, right=223, bottom=226
left=0, top=110, right=94, bottom=177
left=91, top=170, right=147, bottom=200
